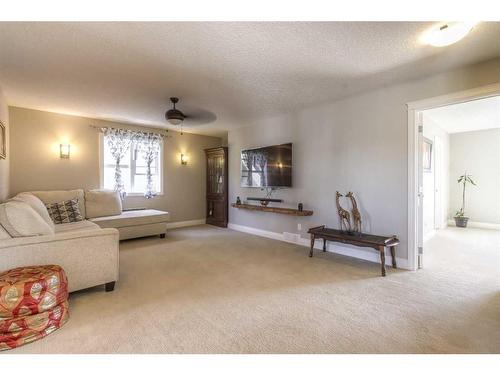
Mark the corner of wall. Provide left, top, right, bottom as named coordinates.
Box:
left=0, top=86, right=9, bottom=202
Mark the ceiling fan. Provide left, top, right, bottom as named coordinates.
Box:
left=165, top=97, right=217, bottom=135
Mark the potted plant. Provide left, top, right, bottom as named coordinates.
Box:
left=454, top=171, right=476, bottom=228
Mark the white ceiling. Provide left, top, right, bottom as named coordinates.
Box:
left=1, top=22, right=500, bottom=137
left=424, top=95, right=500, bottom=134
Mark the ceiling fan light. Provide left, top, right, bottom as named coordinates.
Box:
left=423, top=22, right=477, bottom=47
left=165, top=108, right=185, bottom=125
left=167, top=118, right=183, bottom=125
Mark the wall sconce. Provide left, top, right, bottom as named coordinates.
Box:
left=60, top=144, right=71, bottom=159
left=181, top=153, right=188, bottom=165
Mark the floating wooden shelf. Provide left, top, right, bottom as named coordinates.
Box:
left=231, top=203, right=313, bottom=216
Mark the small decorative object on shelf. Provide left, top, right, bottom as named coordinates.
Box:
left=236, top=196, right=241, bottom=205
left=335, top=191, right=352, bottom=234
left=298, top=203, right=303, bottom=211
left=346, top=192, right=362, bottom=234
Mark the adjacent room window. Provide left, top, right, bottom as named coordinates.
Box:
left=102, top=135, right=163, bottom=195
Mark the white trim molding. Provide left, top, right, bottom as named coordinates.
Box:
left=167, top=219, right=206, bottom=229
left=228, top=223, right=410, bottom=270
left=407, top=81, right=500, bottom=272
left=447, top=220, right=500, bottom=230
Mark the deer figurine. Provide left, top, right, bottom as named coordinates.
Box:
left=335, top=191, right=352, bottom=233
left=346, top=191, right=362, bottom=233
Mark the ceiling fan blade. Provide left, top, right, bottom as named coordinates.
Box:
left=183, top=108, right=217, bottom=126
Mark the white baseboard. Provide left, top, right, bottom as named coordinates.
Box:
left=447, top=219, right=500, bottom=230
left=167, top=219, right=206, bottom=229
left=228, top=223, right=409, bottom=270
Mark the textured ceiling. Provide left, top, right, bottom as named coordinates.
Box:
left=424, top=95, right=500, bottom=134
left=1, top=22, right=500, bottom=136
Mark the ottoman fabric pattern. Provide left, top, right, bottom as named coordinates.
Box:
left=0, top=265, right=69, bottom=351
left=0, top=301, right=69, bottom=351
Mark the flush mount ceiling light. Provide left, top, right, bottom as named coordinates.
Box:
left=422, top=22, right=477, bottom=47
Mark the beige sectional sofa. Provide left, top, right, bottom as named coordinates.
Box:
left=0, top=189, right=170, bottom=293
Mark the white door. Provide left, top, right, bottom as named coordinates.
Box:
left=417, top=112, right=424, bottom=268
left=434, top=136, right=443, bottom=229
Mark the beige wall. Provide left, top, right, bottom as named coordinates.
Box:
left=9, top=107, right=222, bottom=222
left=0, top=85, right=9, bottom=201
left=228, top=57, right=500, bottom=266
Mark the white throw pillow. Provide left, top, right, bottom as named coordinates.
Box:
left=10, top=192, right=55, bottom=231
left=0, top=201, right=55, bottom=237
left=85, top=189, right=122, bottom=219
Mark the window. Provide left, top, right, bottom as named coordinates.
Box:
left=101, top=136, right=163, bottom=195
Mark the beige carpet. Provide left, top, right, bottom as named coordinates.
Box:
left=7, top=225, right=500, bottom=353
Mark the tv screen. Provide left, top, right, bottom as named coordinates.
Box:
left=241, top=143, right=292, bottom=187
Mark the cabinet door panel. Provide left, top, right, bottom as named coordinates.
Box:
left=205, top=147, right=228, bottom=228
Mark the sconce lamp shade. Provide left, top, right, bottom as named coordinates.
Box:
left=181, top=153, right=188, bottom=165
left=60, top=144, right=70, bottom=159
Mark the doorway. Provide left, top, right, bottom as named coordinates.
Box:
left=407, top=83, right=500, bottom=271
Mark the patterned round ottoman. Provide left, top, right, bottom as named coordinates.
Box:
left=0, top=265, right=69, bottom=351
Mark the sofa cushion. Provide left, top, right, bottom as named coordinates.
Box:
left=54, top=220, right=100, bottom=234
left=89, top=209, right=170, bottom=228
left=10, top=192, right=55, bottom=231
left=30, top=189, right=86, bottom=219
left=45, top=199, right=84, bottom=224
left=0, top=224, right=11, bottom=239
left=85, top=190, right=122, bottom=219
left=0, top=201, right=55, bottom=237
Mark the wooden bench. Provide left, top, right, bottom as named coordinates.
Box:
left=307, top=225, right=399, bottom=276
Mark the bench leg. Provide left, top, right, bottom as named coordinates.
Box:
left=159, top=233, right=166, bottom=239
left=309, top=235, right=315, bottom=257
left=390, top=246, right=397, bottom=268
left=323, top=238, right=327, bottom=252
left=105, top=281, right=116, bottom=292
left=379, top=246, right=386, bottom=277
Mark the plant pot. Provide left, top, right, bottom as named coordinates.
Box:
left=454, top=216, right=469, bottom=228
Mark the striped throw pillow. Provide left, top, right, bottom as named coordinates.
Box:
left=45, top=199, right=84, bottom=224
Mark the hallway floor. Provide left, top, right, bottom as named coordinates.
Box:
left=424, top=226, right=500, bottom=278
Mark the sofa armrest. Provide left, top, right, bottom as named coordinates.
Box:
left=0, top=228, right=118, bottom=249
left=0, top=228, right=119, bottom=293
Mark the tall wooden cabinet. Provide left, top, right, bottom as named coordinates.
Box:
left=205, top=147, right=228, bottom=227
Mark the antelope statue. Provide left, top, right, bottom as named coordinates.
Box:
left=346, top=191, right=362, bottom=233
left=335, top=191, right=352, bottom=233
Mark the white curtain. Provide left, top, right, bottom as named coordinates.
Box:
left=102, top=128, right=133, bottom=196
left=102, top=127, right=163, bottom=199
left=137, top=133, right=162, bottom=199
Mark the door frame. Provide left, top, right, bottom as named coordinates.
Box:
left=406, top=82, right=500, bottom=271
left=433, top=134, right=444, bottom=230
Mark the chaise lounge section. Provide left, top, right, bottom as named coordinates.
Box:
left=89, top=209, right=170, bottom=240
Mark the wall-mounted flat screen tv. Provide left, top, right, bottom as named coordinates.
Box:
left=241, top=143, right=292, bottom=187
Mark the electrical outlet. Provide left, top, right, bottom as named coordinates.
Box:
left=297, top=223, right=302, bottom=231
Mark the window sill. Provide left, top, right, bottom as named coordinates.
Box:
left=124, top=193, right=164, bottom=198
